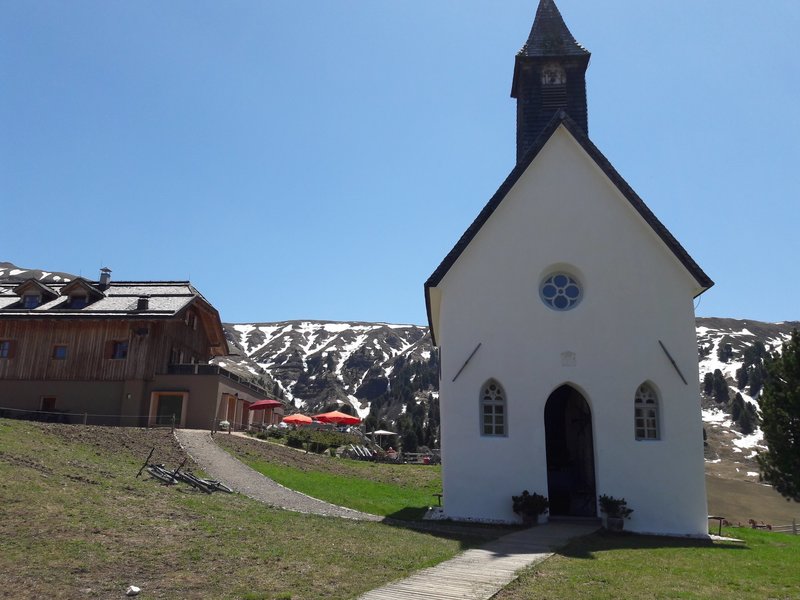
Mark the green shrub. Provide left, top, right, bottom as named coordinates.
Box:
left=285, top=429, right=360, bottom=453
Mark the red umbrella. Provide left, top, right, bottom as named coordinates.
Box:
left=248, top=399, right=283, bottom=410
left=313, top=410, right=361, bottom=425
left=282, top=414, right=313, bottom=425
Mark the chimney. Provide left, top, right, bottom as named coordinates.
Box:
left=136, top=296, right=150, bottom=311
left=99, top=267, right=112, bottom=289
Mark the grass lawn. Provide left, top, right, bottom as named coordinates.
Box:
left=494, top=527, right=800, bottom=600
left=0, top=419, right=484, bottom=600
left=216, top=434, right=442, bottom=519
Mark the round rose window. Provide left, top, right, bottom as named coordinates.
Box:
left=540, top=273, right=582, bottom=311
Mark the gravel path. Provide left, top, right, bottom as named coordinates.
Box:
left=174, top=429, right=382, bottom=521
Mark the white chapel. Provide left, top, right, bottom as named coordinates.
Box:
left=425, top=0, right=713, bottom=536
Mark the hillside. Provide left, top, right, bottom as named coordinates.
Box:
left=696, top=318, right=799, bottom=485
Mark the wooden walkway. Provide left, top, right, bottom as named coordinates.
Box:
left=357, top=521, right=597, bottom=600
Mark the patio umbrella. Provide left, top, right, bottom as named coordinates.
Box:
left=282, top=413, right=313, bottom=425
left=369, top=429, right=398, bottom=448
left=248, top=399, right=284, bottom=427
left=313, top=410, right=361, bottom=425
left=248, top=399, right=283, bottom=410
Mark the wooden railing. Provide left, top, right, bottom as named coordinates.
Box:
left=772, top=520, right=798, bottom=535
left=166, top=363, right=269, bottom=396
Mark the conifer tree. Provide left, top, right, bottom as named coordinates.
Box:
left=735, top=366, right=749, bottom=390
left=739, top=403, right=757, bottom=436
left=703, top=372, right=714, bottom=396
left=713, top=369, right=729, bottom=404
left=757, top=329, right=800, bottom=501
left=749, top=367, right=764, bottom=397
left=730, top=392, right=744, bottom=422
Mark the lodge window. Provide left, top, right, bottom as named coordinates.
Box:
left=634, top=383, right=660, bottom=440
left=52, top=345, right=68, bottom=360
left=109, top=341, right=129, bottom=360
left=68, top=294, right=88, bottom=309
left=481, top=379, right=507, bottom=436
left=22, top=294, right=41, bottom=309
left=0, top=340, right=14, bottom=359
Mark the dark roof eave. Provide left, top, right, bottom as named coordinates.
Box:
left=424, top=111, right=714, bottom=335
left=424, top=284, right=438, bottom=347
left=0, top=312, right=183, bottom=320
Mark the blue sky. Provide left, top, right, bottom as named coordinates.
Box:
left=2, top=1, right=798, bottom=325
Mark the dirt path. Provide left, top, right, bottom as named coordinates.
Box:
left=175, top=429, right=382, bottom=521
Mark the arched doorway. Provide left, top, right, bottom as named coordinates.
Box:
left=545, top=385, right=596, bottom=517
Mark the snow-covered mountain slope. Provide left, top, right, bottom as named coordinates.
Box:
left=225, top=317, right=799, bottom=479
left=223, top=321, right=432, bottom=417
left=696, top=317, right=798, bottom=482
left=0, top=262, right=75, bottom=284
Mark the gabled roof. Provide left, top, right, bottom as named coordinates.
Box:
left=425, top=111, right=714, bottom=344
left=518, top=0, right=589, bottom=58
left=2, top=280, right=208, bottom=318
left=61, top=277, right=105, bottom=299
left=13, top=278, right=58, bottom=299
left=0, top=279, right=227, bottom=355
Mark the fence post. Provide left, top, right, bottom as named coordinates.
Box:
left=171, top=413, right=175, bottom=434
left=793, top=518, right=797, bottom=535
left=83, top=412, right=88, bottom=425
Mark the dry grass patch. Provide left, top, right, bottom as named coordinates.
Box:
left=0, top=419, right=479, bottom=599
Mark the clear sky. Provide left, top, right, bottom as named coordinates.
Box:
left=2, top=1, right=798, bottom=326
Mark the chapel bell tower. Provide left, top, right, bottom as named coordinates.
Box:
left=511, top=0, right=590, bottom=162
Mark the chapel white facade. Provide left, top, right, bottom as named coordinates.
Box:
left=424, top=0, right=713, bottom=536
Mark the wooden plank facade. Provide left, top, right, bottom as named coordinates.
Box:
left=0, top=274, right=277, bottom=429
left=0, top=312, right=211, bottom=381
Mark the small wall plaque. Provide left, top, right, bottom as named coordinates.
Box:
left=561, top=351, right=576, bottom=367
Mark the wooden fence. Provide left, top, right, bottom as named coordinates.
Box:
left=772, top=519, right=798, bottom=535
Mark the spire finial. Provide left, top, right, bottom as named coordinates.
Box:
left=518, top=0, right=589, bottom=58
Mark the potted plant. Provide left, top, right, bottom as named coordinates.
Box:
left=598, top=494, right=633, bottom=532
left=512, top=490, right=549, bottom=526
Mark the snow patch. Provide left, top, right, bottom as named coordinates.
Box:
left=702, top=408, right=733, bottom=428
left=732, top=430, right=765, bottom=450
left=347, top=395, right=371, bottom=419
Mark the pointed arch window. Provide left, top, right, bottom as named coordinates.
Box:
left=634, top=383, right=660, bottom=440
left=481, top=380, right=507, bottom=437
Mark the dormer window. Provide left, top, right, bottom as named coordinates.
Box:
left=59, top=278, right=104, bottom=311
left=12, top=279, right=58, bottom=310
left=68, top=294, right=88, bottom=309
left=22, top=294, right=41, bottom=309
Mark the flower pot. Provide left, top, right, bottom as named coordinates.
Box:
left=521, top=514, right=537, bottom=527
left=519, top=512, right=547, bottom=527
left=605, top=516, right=625, bottom=532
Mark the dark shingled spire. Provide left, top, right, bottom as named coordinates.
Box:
left=512, top=0, right=590, bottom=162
left=518, top=0, right=589, bottom=58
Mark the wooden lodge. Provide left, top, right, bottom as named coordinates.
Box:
left=0, top=269, right=282, bottom=429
